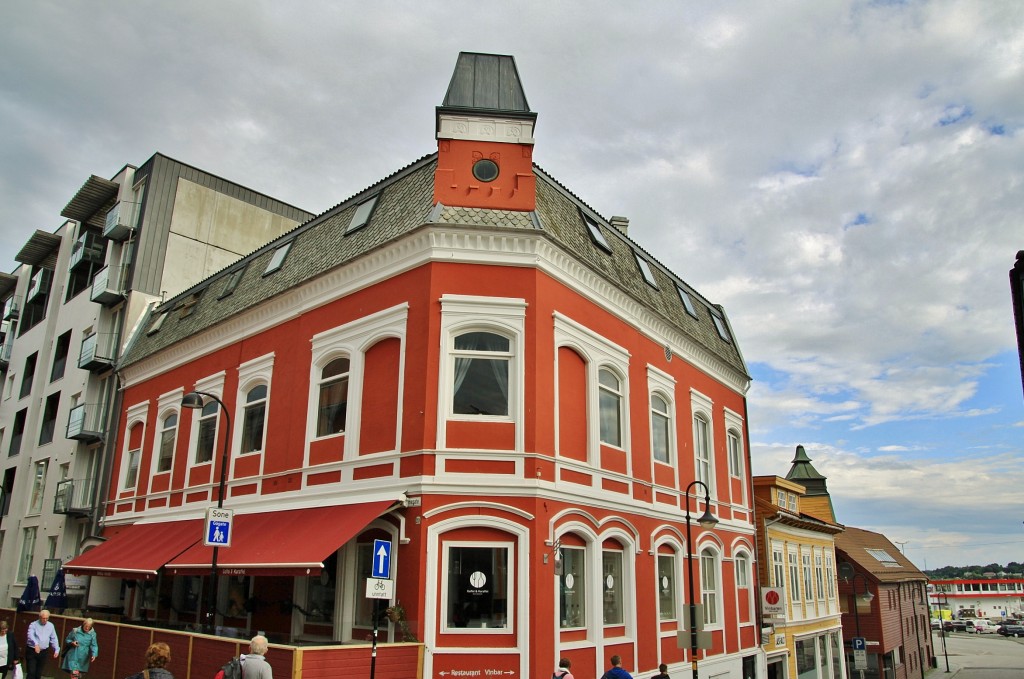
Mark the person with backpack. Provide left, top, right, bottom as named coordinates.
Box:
left=600, top=655, right=633, bottom=679
left=125, top=642, right=173, bottom=679
left=552, top=657, right=574, bottom=679
left=240, top=636, right=271, bottom=679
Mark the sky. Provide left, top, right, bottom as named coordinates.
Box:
left=1, top=1, right=1021, bottom=571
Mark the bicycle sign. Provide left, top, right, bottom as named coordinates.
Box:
left=365, top=576, right=394, bottom=599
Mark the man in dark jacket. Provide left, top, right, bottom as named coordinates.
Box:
left=601, top=655, right=633, bottom=679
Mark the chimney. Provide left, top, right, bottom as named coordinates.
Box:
left=610, top=215, right=629, bottom=236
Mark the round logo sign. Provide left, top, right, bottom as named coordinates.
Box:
left=469, top=571, right=487, bottom=588
left=765, top=590, right=781, bottom=605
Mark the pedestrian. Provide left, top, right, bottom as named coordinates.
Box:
left=241, top=635, right=271, bottom=679
left=125, top=642, right=173, bottom=679
left=650, top=663, right=669, bottom=679
left=25, top=609, right=59, bottom=679
left=60, top=618, right=98, bottom=677
left=553, top=657, right=574, bottom=679
left=601, top=655, right=633, bottom=679
left=0, top=620, right=20, bottom=679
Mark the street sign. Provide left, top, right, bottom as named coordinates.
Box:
left=204, top=507, right=233, bottom=547
left=852, top=637, right=866, bottom=651
left=366, top=577, right=394, bottom=599
left=854, top=649, right=867, bottom=670
left=371, top=539, right=392, bottom=579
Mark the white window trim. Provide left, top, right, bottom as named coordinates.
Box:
left=647, top=365, right=677, bottom=478
left=691, top=389, right=715, bottom=497
left=700, top=545, right=724, bottom=630
left=438, top=296, right=525, bottom=451
left=653, top=538, right=684, bottom=626
left=553, top=312, right=631, bottom=465
left=186, top=372, right=225, bottom=471
left=439, top=539, right=515, bottom=635
left=150, top=388, right=183, bottom=478
left=120, top=401, right=149, bottom=492
left=306, top=304, right=408, bottom=464
left=233, top=353, right=275, bottom=476
left=724, top=408, right=745, bottom=505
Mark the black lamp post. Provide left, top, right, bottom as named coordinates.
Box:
left=684, top=479, right=718, bottom=679
left=843, top=569, right=874, bottom=679
left=181, top=390, right=231, bottom=633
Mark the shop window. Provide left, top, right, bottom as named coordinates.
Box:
left=658, top=553, right=676, bottom=620
left=240, top=385, right=267, bottom=453
left=795, top=638, right=816, bottom=679
left=602, top=549, right=624, bottom=625
left=559, top=546, right=586, bottom=629
left=354, top=543, right=376, bottom=629
left=316, top=358, right=350, bottom=436
left=445, top=545, right=509, bottom=631
left=598, top=368, right=622, bottom=446
left=305, top=552, right=337, bottom=625
left=452, top=332, right=510, bottom=416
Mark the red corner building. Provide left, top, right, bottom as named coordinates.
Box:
left=67, top=53, right=758, bottom=679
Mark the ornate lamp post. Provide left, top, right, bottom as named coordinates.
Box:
left=684, top=479, right=718, bottom=679
left=181, top=390, right=231, bottom=632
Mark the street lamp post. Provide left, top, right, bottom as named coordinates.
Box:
left=684, top=479, right=718, bottom=679
left=181, top=390, right=231, bottom=633
left=843, top=569, right=875, bottom=679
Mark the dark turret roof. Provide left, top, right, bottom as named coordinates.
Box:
left=440, top=52, right=533, bottom=115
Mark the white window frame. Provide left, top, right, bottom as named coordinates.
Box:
left=803, top=553, right=814, bottom=602
left=28, top=460, right=48, bottom=515
left=789, top=550, right=801, bottom=603
left=691, top=389, right=715, bottom=496
left=438, top=296, right=525, bottom=451
left=439, top=540, right=514, bottom=635
left=559, top=544, right=587, bottom=630
left=263, top=240, right=293, bottom=275
left=315, top=356, right=351, bottom=438
left=700, top=546, right=722, bottom=628
left=602, top=547, right=625, bottom=626
left=17, top=526, right=37, bottom=582
left=656, top=550, right=679, bottom=622
left=647, top=365, right=676, bottom=471
left=186, top=373, right=225, bottom=469
left=150, top=389, right=183, bottom=477
left=239, top=383, right=269, bottom=455
left=121, top=401, right=149, bottom=491
left=598, top=366, right=625, bottom=448
left=233, top=354, right=274, bottom=473
left=307, top=304, right=408, bottom=463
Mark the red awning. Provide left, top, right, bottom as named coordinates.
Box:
left=64, top=519, right=203, bottom=580
left=166, top=501, right=394, bottom=577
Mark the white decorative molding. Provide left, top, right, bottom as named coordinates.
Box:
left=437, top=113, right=535, bottom=145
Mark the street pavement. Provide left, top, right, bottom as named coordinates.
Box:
left=929, top=630, right=1024, bottom=679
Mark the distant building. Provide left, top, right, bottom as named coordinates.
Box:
left=64, top=52, right=759, bottom=679
left=929, top=577, right=1024, bottom=619
left=784, top=446, right=935, bottom=679
left=753, top=469, right=845, bottom=679
left=0, top=155, right=311, bottom=607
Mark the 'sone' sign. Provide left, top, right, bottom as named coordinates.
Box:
left=204, top=507, right=233, bottom=547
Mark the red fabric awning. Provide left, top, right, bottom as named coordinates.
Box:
left=64, top=519, right=203, bottom=580
left=166, top=501, right=394, bottom=577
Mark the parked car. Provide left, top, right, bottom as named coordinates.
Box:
left=972, top=620, right=997, bottom=633
left=930, top=619, right=942, bottom=630
left=943, top=619, right=972, bottom=632
left=997, top=624, right=1024, bottom=637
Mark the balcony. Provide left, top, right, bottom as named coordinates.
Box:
left=103, top=201, right=137, bottom=241
left=69, top=231, right=105, bottom=272
left=66, top=403, right=105, bottom=443
left=90, top=264, right=127, bottom=306
left=27, top=268, right=52, bottom=304
left=78, top=332, right=116, bottom=373
left=0, top=324, right=11, bottom=370
left=2, top=296, right=18, bottom=321
left=54, top=478, right=95, bottom=517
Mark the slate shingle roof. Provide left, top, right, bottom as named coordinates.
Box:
left=122, top=155, right=748, bottom=380
left=835, top=526, right=927, bottom=583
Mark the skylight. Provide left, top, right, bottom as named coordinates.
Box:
left=264, top=241, right=293, bottom=275
left=219, top=266, right=246, bottom=299
left=346, top=194, right=379, bottom=234
left=711, top=312, right=732, bottom=343
left=676, top=285, right=698, bottom=318
left=635, top=253, right=658, bottom=288
left=866, top=548, right=901, bottom=567
left=582, top=213, right=611, bottom=252
left=146, top=312, right=167, bottom=335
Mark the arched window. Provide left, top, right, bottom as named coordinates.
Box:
left=156, top=414, right=177, bottom=473
left=602, top=543, right=625, bottom=625
left=240, top=385, right=268, bottom=453
left=736, top=553, right=750, bottom=588
left=558, top=542, right=586, bottom=629
left=598, top=368, right=622, bottom=446
left=727, top=428, right=743, bottom=478
left=701, top=548, right=719, bottom=625
left=317, top=357, right=350, bottom=436
left=657, top=549, right=677, bottom=621
left=694, top=413, right=711, bottom=486
left=651, top=393, right=671, bottom=463
left=452, top=331, right=510, bottom=416
left=195, top=400, right=218, bottom=464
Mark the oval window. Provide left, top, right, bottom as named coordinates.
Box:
left=472, top=158, right=500, bottom=182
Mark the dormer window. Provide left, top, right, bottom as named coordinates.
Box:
left=635, top=253, right=658, bottom=288
left=264, top=241, right=293, bottom=275
left=345, top=194, right=380, bottom=235
left=582, top=212, right=612, bottom=253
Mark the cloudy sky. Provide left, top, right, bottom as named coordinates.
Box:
left=2, top=1, right=1021, bottom=570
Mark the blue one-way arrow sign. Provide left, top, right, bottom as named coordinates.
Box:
left=372, top=539, right=392, bottom=579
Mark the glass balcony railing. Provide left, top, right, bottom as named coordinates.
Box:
left=66, top=403, right=105, bottom=442
left=54, top=478, right=95, bottom=517
left=78, top=333, right=116, bottom=372
left=90, top=265, right=127, bottom=306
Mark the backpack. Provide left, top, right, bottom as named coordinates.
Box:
left=215, top=657, right=243, bottom=679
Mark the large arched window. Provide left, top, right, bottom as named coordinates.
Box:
left=155, top=414, right=177, bottom=473
left=598, top=368, right=623, bottom=446
left=657, top=548, right=678, bottom=621
left=317, top=357, right=350, bottom=436
left=240, top=385, right=268, bottom=454
left=452, top=331, right=510, bottom=416
left=694, top=413, right=712, bottom=486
